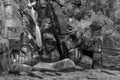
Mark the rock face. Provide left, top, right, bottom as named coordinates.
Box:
left=101, top=35, right=120, bottom=69
left=1, top=0, right=120, bottom=71
left=93, top=20, right=120, bottom=69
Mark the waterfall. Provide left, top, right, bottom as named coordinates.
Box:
left=28, top=1, right=42, bottom=48
left=35, top=24, right=42, bottom=48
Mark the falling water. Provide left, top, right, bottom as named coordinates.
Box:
left=35, top=24, right=42, bottom=48
left=28, top=0, right=42, bottom=48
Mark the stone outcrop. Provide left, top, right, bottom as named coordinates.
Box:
left=0, top=0, right=120, bottom=72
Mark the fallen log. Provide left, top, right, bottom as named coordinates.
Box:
left=33, top=58, right=75, bottom=71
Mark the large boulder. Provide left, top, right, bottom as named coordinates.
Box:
left=80, top=55, right=93, bottom=69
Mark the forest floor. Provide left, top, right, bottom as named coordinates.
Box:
left=1, top=69, right=120, bottom=80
